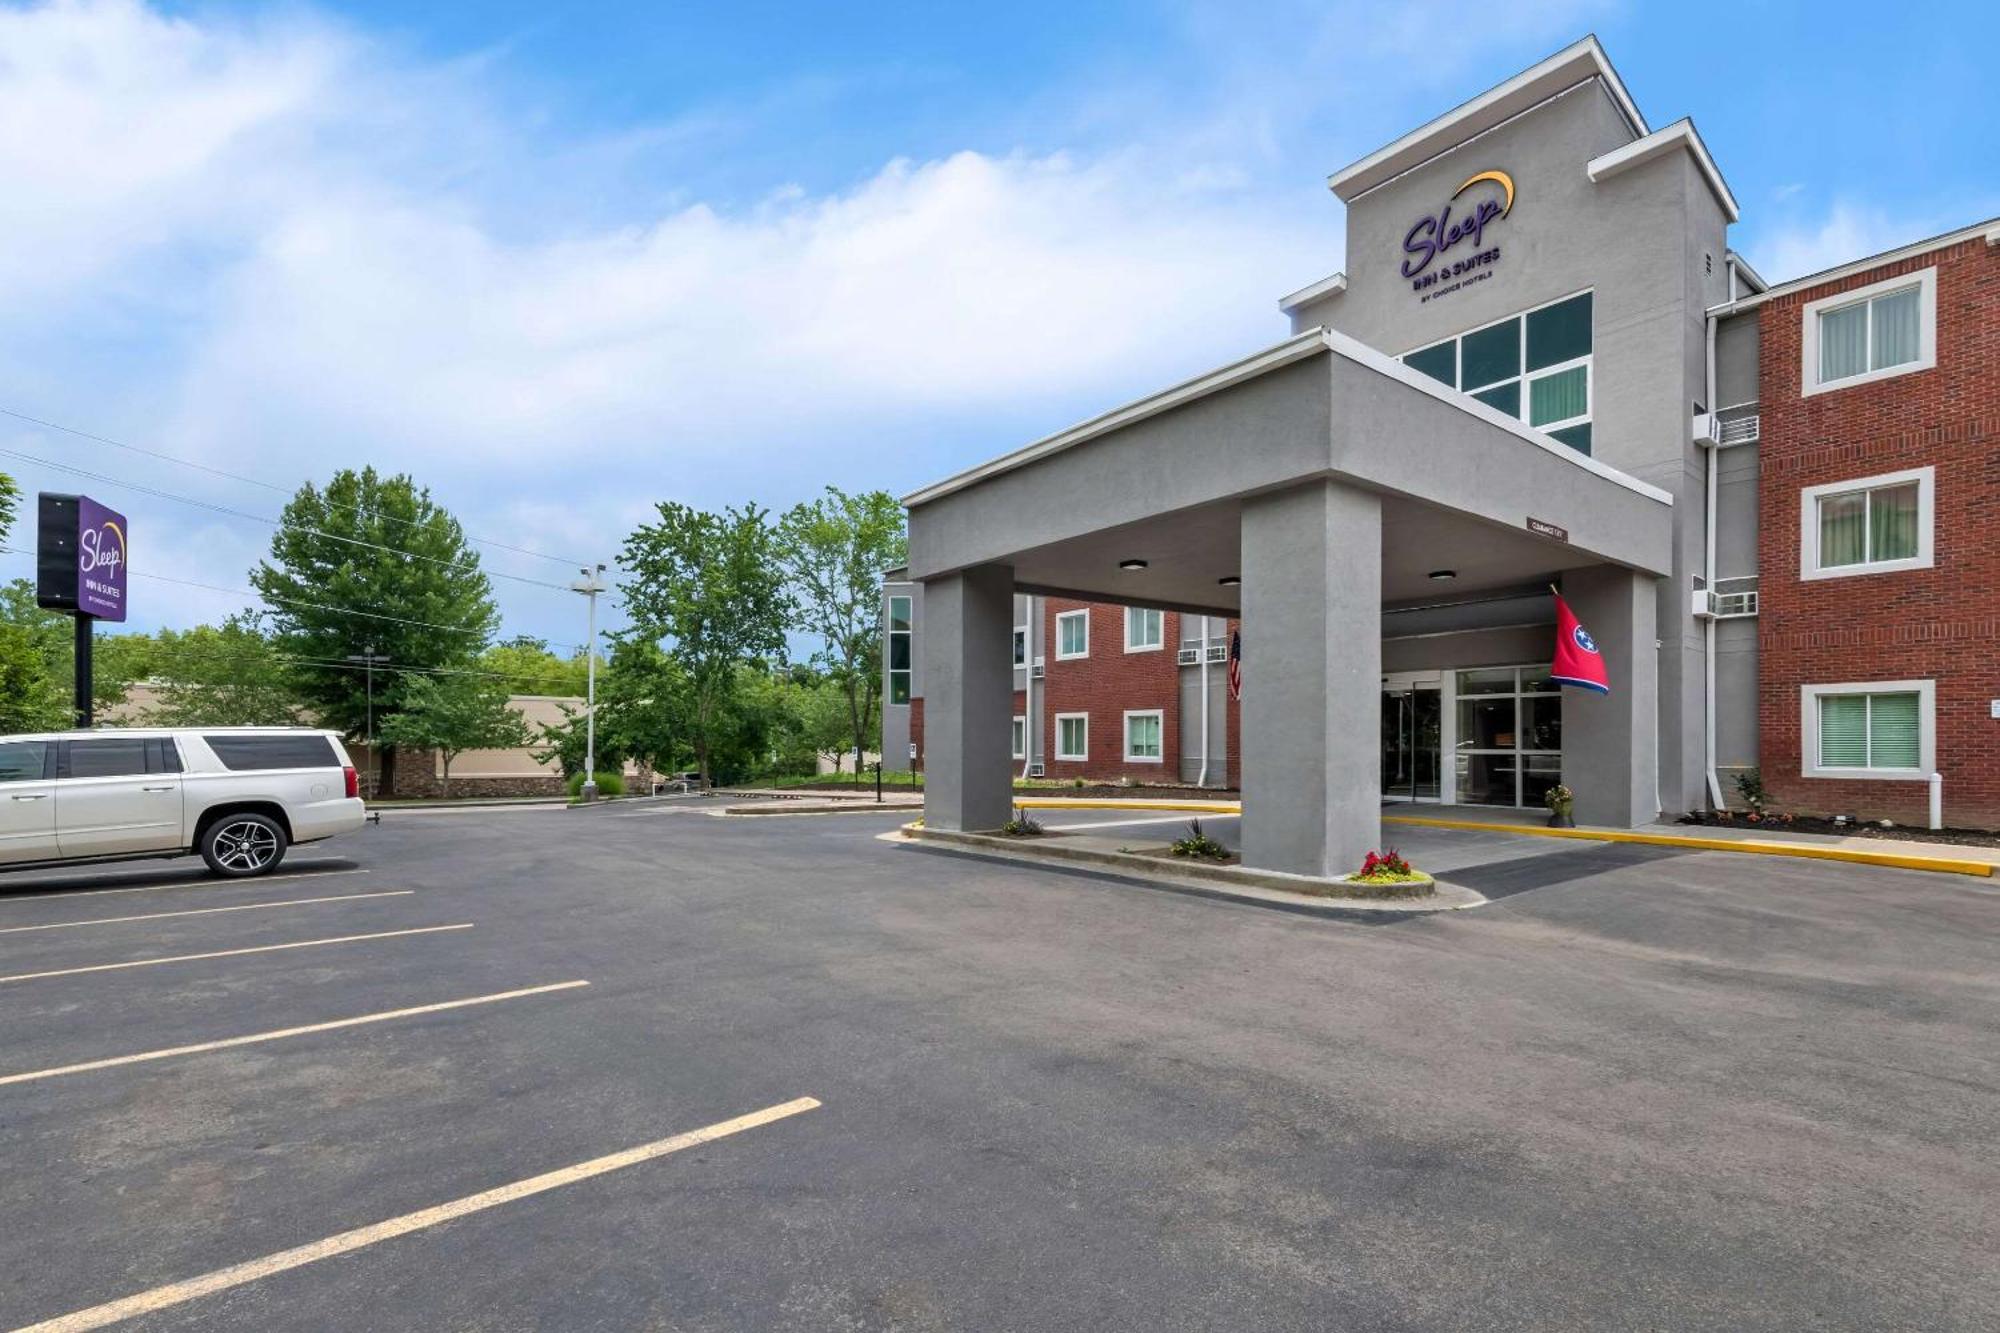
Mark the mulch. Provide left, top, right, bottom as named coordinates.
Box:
left=1677, top=812, right=2000, bottom=849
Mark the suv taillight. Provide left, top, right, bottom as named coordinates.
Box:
left=343, top=766, right=360, bottom=800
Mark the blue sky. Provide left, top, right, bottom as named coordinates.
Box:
left=1, top=0, right=1993, bottom=649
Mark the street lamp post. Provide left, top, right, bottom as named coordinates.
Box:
left=345, top=646, right=391, bottom=798
left=571, top=564, right=607, bottom=801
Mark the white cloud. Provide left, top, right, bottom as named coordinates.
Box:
left=1749, top=202, right=1958, bottom=285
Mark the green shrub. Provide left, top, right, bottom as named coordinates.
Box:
left=567, top=770, right=625, bottom=799
left=1000, top=807, right=1045, bottom=837
left=1170, top=819, right=1231, bottom=861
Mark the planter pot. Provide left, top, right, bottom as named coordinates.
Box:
left=1547, top=811, right=1575, bottom=828
left=1325, top=872, right=1436, bottom=901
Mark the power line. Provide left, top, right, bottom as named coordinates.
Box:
left=0, top=405, right=592, bottom=569
left=0, top=444, right=577, bottom=592
left=81, top=637, right=593, bottom=693
left=0, top=545, right=591, bottom=654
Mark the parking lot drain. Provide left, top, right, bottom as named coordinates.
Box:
left=9, top=1096, right=820, bottom=1333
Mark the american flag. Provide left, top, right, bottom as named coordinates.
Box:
left=1226, top=629, right=1242, bottom=701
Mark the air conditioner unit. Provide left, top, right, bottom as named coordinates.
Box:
left=1177, top=647, right=1201, bottom=666
left=1691, top=588, right=1714, bottom=620
left=1718, top=413, right=1760, bottom=446
left=1030, top=658, right=1046, bottom=678
left=1692, top=413, right=1719, bottom=447
left=1206, top=645, right=1228, bottom=663
left=1027, top=762, right=1045, bottom=778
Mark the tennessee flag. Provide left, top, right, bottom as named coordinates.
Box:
left=1550, top=592, right=1610, bottom=694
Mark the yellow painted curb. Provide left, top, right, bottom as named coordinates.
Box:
left=1011, top=798, right=1242, bottom=815
left=1381, top=814, right=1993, bottom=878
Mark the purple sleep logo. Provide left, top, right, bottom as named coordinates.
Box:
left=76, top=495, right=128, bottom=622
left=1402, top=169, right=1514, bottom=294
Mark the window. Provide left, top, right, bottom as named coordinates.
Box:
left=887, top=595, right=913, bottom=704
left=1011, top=716, right=1027, bottom=761
left=1800, top=468, right=1933, bottom=579
left=1124, top=710, right=1164, bottom=762
left=1803, top=268, right=1935, bottom=395
left=1402, top=291, right=1594, bottom=454
left=1125, top=607, right=1164, bottom=652
left=0, top=741, right=50, bottom=783
left=1802, top=681, right=1934, bottom=779
left=1453, top=666, right=1561, bottom=808
left=64, top=737, right=153, bottom=779
left=1012, top=626, right=1028, bottom=667
left=1055, top=713, right=1089, bottom=761
left=1055, top=610, right=1090, bottom=659
left=204, top=734, right=337, bottom=771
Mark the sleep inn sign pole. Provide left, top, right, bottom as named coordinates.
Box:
left=34, top=494, right=130, bottom=728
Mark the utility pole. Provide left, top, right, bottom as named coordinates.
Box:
left=571, top=564, right=608, bottom=801
left=73, top=614, right=94, bottom=728
left=345, top=646, right=391, bottom=798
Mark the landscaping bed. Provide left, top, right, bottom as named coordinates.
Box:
left=1677, top=811, right=2000, bottom=850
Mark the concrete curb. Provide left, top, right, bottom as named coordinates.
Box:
left=895, top=825, right=1484, bottom=914
left=725, top=800, right=922, bottom=816
left=1381, top=814, right=1995, bottom=878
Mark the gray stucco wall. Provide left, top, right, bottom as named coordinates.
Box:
left=1715, top=311, right=1759, bottom=408
left=1297, top=77, right=1728, bottom=814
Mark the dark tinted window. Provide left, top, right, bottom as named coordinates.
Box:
left=1402, top=340, right=1456, bottom=387
left=1526, top=292, right=1592, bottom=371
left=205, top=734, right=339, bottom=771
left=1459, top=318, right=1520, bottom=390
left=152, top=738, right=184, bottom=773
left=0, top=741, right=49, bottom=783
left=67, top=737, right=152, bottom=778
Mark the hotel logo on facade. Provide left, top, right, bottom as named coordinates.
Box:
left=1402, top=169, right=1513, bottom=301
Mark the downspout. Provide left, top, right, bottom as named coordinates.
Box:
left=1021, top=595, right=1037, bottom=782
left=1701, top=312, right=1726, bottom=810
left=1196, top=615, right=1211, bottom=788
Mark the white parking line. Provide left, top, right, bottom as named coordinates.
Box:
left=0, top=980, right=589, bottom=1088
left=1038, top=814, right=1228, bottom=833
left=0, top=923, right=475, bottom=986
left=9, top=1095, right=818, bottom=1333
left=0, top=890, right=414, bottom=936
left=0, top=867, right=368, bottom=905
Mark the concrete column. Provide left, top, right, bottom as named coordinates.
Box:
left=921, top=564, right=1016, bottom=832
left=1560, top=564, right=1660, bottom=828
left=1239, top=480, right=1381, bottom=877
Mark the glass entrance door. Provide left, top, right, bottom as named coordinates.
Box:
left=1380, top=685, right=1442, bottom=802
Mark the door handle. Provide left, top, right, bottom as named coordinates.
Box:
left=141, top=785, right=176, bottom=793
left=11, top=793, right=47, bottom=801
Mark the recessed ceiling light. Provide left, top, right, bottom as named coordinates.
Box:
left=1428, top=569, right=1457, bottom=581
left=1217, top=575, right=1241, bottom=587
left=1119, top=559, right=1149, bottom=571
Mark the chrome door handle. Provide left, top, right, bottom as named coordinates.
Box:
left=141, top=785, right=176, bottom=792
left=10, top=793, right=47, bottom=801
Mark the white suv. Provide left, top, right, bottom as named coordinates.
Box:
left=0, top=728, right=368, bottom=878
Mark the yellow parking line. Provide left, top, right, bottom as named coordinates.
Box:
left=0, top=980, right=589, bottom=1089
left=0, top=867, right=368, bottom=904
left=0, top=923, right=475, bottom=986
left=11, top=1095, right=820, bottom=1333
left=0, top=890, right=414, bottom=936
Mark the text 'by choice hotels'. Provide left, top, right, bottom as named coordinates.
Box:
left=1402, top=169, right=1514, bottom=296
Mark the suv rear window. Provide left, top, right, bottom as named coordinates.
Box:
left=204, top=734, right=340, bottom=771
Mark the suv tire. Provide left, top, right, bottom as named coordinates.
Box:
left=200, top=813, right=290, bottom=878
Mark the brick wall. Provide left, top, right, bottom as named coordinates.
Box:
left=908, top=603, right=1243, bottom=790
left=1756, top=235, right=2000, bottom=827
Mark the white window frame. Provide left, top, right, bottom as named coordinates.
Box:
left=1054, top=712, right=1089, bottom=761
left=1799, top=466, right=1934, bottom=580
left=1801, top=267, right=1936, bottom=397
left=1012, top=625, right=1028, bottom=667
left=1054, top=610, right=1090, bottom=660
left=1800, top=680, right=1935, bottom=780
left=1011, top=715, right=1027, bottom=761
left=1122, top=709, right=1165, bottom=763
left=1124, top=606, right=1164, bottom=653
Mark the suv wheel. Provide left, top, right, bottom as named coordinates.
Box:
left=200, top=814, right=289, bottom=878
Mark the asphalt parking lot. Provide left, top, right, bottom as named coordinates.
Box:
left=0, top=800, right=1995, bottom=1331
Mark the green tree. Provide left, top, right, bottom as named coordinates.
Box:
left=775, top=488, right=906, bottom=778
left=481, top=636, right=590, bottom=697
left=0, top=471, right=19, bottom=544
left=148, top=616, right=305, bottom=726
left=377, top=671, right=532, bottom=799
left=618, top=503, right=789, bottom=786
left=251, top=467, right=499, bottom=785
